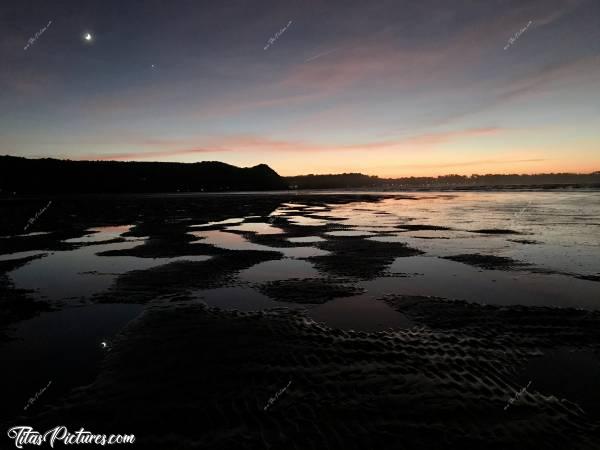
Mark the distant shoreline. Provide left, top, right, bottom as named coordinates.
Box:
left=1, top=156, right=598, bottom=195
left=1, top=184, right=599, bottom=200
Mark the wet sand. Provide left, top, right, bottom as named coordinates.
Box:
left=16, top=304, right=600, bottom=449
left=1, top=191, right=599, bottom=448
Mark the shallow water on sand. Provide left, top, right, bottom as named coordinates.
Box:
left=0, top=303, right=143, bottom=422
left=2, top=226, right=211, bottom=301
left=1, top=191, right=599, bottom=424
left=2, top=191, right=599, bottom=316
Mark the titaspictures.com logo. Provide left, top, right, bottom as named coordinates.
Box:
left=7, top=426, right=135, bottom=448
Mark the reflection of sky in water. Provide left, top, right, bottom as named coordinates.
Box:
left=0, top=303, right=142, bottom=421
left=0, top=250, right=48, bottom=261
left=6, top=226, right=211, bottom=301
left=287, top=216, right=327, bottom=226
left=191, top=230, right=274, bottom=252
left=225, top=222, right=284, bottom=234
left=239, top=259, right=320, bottom=283
left=63, top=225, right=137, bottom=243
left=304, top=192, right=600, bottom=277
left=1, top=192, right=599, bottom=419
left=369, top=232, right=510, bottom=256
left=309, top=294, right=414, bottom=331
left=369, top=228, right=598, bottom=279
left=213, top=253, right=600, bottom=322
left=196, top=282, right=411, bottom=332
left=280, top=247, right=329, bottom=258
left=267, top=209, right=296, bottom=216
left=0, top=231, right=52, bottom=239
left=325, top=230, right=376, bottom=237
left=378, top=256, right=600, bottom=309
left=191, top=230, right=328, bottom=258
left=195, top=286, right=298, bottom=312
left=288, top=236, right=325, bottom=243
left=3, top=191, right=599, bottom=322
left=352, top=226, right=399, bottom=232
left=189, top=217, right=244, bottom=228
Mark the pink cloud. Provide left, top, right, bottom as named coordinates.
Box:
left=78, top=126, right=504, bottom=161
left=79, top=146, right=228, bottom=161
left=497, top=55, right=600, bottom=102
left=78, top=0, right=591, bottom=127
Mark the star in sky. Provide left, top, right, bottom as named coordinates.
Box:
left=2, top=0, right=599, bottom=177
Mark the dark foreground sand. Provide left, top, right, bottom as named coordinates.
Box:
left=10, top=301, right=599, bottom=449
left=2, top=193, right=600, bottom=449
left=0, top=255, right=53, bottom=341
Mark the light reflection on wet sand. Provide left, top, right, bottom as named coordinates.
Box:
left=1, top=191, right=599, bottom=426
left=2, top=192, right=599, bottom=322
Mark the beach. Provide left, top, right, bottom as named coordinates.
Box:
left=1, top=191, right=599, bottom=448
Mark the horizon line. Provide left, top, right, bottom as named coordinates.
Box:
left=1, top=154, right=598, bottom=179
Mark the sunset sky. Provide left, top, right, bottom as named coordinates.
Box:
left=1, top=0, right=599, bottom=177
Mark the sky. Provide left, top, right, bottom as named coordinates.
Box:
left=1, top=0, right=599, bottom=177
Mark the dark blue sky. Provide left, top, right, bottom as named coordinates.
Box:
left=1, top=0, right=599, bottom=176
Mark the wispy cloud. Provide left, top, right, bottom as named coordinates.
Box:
left=79, top=146, right=229, bottom=161
left=496, top=56, right=600, bottom=103
left=304, top=48, right=339, bottom=63
left=397, top=159, right=548, bottom=170
left=78, top=127, right=504, bottom=161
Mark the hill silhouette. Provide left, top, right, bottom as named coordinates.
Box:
left=0, top=156, right=286, bottom=194
left=287, top=172, right=600, bottom=189
left=2, top=156, right=598, bottom=194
